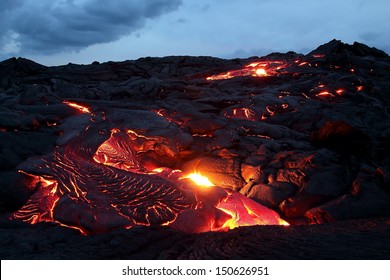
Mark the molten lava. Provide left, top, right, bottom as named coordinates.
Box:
left=206, top=60, right=288, bottom=80
left=216, top=192, right=289, bottom=229
left=179, top=171, right=288, bottom=230
left=182, top=172, right=215, bottom=187
left=63, top=101, right=91, bottom=114
left=224, top=107, right=258, bottom=121
left=316, top=91, right=335, bottom=98
left=12, top=125, right=288, bottom=234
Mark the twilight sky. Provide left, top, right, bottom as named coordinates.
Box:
left=1, top=0, right=389, bottom=66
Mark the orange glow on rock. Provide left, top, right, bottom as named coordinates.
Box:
left=224, top=107, right=257, bottom=121
left=93, top=129, right=144, bottom=172
left=316, top=91, right=335, bottom=97
left=12, top=173, right=60, bottom=225
left=312, top=54, right=325, bottom=58
left=215, top=191, right=289, bottom=230
left=63, top=101, right=91, bottom=114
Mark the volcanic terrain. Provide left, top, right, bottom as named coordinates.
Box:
left=1, top=39, right=390, bottom=259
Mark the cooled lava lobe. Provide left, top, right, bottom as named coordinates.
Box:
left=1, top=39, right=390, bottom=237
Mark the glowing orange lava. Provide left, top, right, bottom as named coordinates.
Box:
left=12, top=173, right=59, bottom=224
left=206, top=60, right=288, bottom=80
left=215, top=191, right=289, bottom=230
left=180, top=171, right=288, bottom=230
left=63, top=101, right=91, bottom=114
left=316, top=91, right=335, bottom=98
left=255, top=68, right=267, bottom=76
left=182, top=172, right=215, bottom=187
left=14, top=126, right=289, bottom=234
left=224, top=107, right=258, bottom=121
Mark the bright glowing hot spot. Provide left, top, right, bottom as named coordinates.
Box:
left=182, top=172, right=215, bottom=187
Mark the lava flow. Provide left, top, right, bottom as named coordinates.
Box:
left=181, top=172, right=288, bottom=229
left=12, top=123, right=287, bottom=234
left=206, top=60, right=289, bottom=80
left=63, top=100, right=91, bottom=114
left=182, top=172, right=215, bottom=187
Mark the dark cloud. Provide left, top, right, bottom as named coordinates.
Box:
left=0, top=0, right=24, bottom=11
left=0, top=0, right=23, bottom=36
left=1, top=0, right=182, bottom=55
